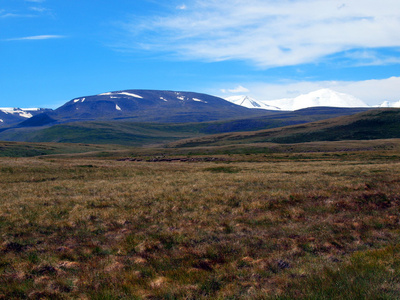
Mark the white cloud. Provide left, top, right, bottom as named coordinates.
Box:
left=125, top=0, right=400, bottom=68
left=226, top=77, right=400, bottom=106
left=221, top=85, right=250, bottom=94
left=5, top=35, right=65, bottom=41
left=177, top=4, right=187, bottom=10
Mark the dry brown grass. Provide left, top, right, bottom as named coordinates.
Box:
left=0, top=151, right=400, bottom=299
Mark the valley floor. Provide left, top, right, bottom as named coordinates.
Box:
left=1, top=150, right=400, bottom=299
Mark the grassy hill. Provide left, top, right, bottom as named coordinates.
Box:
left=169, top=108, right=400, bottom=148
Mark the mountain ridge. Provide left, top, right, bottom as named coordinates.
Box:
left=23, top=89, right=274, bottom=126
left=225, top=95, right=281, bottom=110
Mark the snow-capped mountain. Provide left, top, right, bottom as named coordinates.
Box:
left=225, top=95, right=280, bottom=110
left=226, top=89, right=369, bottom=111
left=0, top=107, right=52, bottom=127
left=375, top=100, right=400, bottom=108
left=21, top=89, right=268, bottom=126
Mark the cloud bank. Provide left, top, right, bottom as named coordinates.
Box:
left=125, top=0, right=400, bottom=68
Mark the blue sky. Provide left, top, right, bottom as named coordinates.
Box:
left=1, top=0, right=400, bottom=108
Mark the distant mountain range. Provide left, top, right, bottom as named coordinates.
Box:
left=1, top=88, right=398, bottom=147
left=225, top=88, right=399, bottom=111
left=2, top=88, right=396, bottom=128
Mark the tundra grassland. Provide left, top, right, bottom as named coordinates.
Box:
left=1, top=151, right=400, bottom=299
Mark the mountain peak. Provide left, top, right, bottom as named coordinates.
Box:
left=226, top=89, right=368, bottom=111
left=225, top=95, right=280, bottom=110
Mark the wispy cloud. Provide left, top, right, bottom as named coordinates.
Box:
left=340, top=49, right=400, bottom=66
left=29, top=7, right=48, bottom=13
left=0, top=9, right=27, bottom=18
left=1, top=0, right=51, bottom=18
left=5, top=35, right=65, bottom=41
left=123, top=0, right=400, bottom=68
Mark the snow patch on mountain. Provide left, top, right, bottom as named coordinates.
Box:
left=119, top=92, right=143, bottom=98
left=73, top=98, right=86, bottom=103
left=193, top=98, right=207, bottom=103
left=99, top=92, right=143, bottom=99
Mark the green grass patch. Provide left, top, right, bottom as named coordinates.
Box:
left=281, top=245, right=400, bottom=299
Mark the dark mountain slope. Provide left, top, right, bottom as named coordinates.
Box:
left=18, top=113, right=57, bottom=127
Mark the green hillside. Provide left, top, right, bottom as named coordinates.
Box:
left=13, top=122, right=206, bottom=146
left=169, top=109, right=400, bottom=147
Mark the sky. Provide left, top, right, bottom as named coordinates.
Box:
left=1, top=0, right=400, bottom=108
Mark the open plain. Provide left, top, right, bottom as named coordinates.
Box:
left=1, top=145, right=400, bottom=299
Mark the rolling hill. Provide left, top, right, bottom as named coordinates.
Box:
left=168, top=108, right=400, bottom=148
